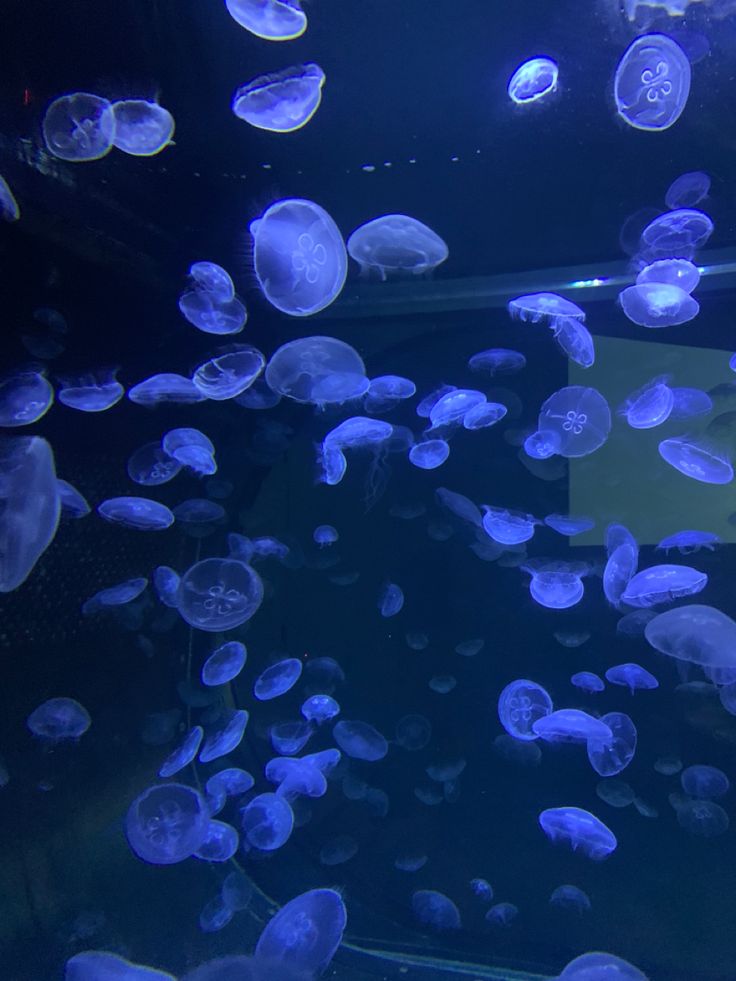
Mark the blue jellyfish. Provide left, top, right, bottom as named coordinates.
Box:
left=82, top=577, right=147, bottom=616
left=481, top=506, right=539, bottom=545
left=162, top=428, right=216, bottom=475
left=523, top=429, right=561, bottom=460
left=378, top=582, right=404, bottom=617
left=523, top=560, right=586, bottom=610
left=587, top=712, right=637, bottom=777
left=254, top=658, right=303, bottom=700
left=270, top=721, right=314, bottom=755
left=639, top=208, right=713, bottom=260
left=646, top=605, right=736, bottom=668
left=571, top=671, right=605, bottom=694
left=605, top=663, right=659, bottom=693
left=320, top=835, right=358, bottom=865
left=659, top=437, right=733, bottom=484
left=192, top=346, right=265, bottom=400
left=233, top=64, right=325, bottom=132
left=178, top=289, right=247, bottom=336
left=657, top=530, right=720, bottom=555
left=364, top=374, right=417, bottom=413
left=225, top=0, right=307, bottom=40
left=455, top=638, right=484, bottom=656
left=0, top=174, right=20, bottom=221
left=469, top=348, right=526, bottom=376
left=470, top=878, right=494, bottom=901
left=158, top=726, right=204, bottom=779
left=189, top=261, right=234, bottom=300
left=507, top=57, right=559, bottom=104
left=333, top=720, right=388, bottom=760
left=153, top=566, right=180, bottom=609
left=236, top=375, right=282, bottom=409
left=206, top=767, right=254, bottom=800
left=57, top=479, right=90, bottom=518
left=620, top=564, right=707, bottom=607
left=241, top=792, right=294, bottom=850
left=265, top=336, right=367, bottom=404
left=395, top=714, right=432, bottom=750
left=313, top=524, right=338, bottom=546
left=553, top=317, right=595, bottom=368
left=111, top=100, right=174, bottom=155
left=201, top=640, right=247, bottom=686
left=508, top=292, right=585, bottom=326
left=604, top=543, right=638, bottom=609
left=411, top=890, right=461, bottom=930
left=676, top=798, right=729, bottom=837
left=173, top=500, right=226, bottom=537
left=395, top=852, right=428, bottom=872
left=681, top=764, right=729, bottom=800
left=544, top=514, right=595, bottom=536
left=42, top=92, right=116, bottom=161
left=549, top=885, right=591, bottom=914
left=666, top=170, right=710, bottom=209
left=57, top=367, right=124, bottom=412
left=485, top=902, right=518, bottom=926
left=556, top=952, right=648, bottom=980
left=27, top=697, right=90, bottom=742
left=250, top=199, right=348, bottom=316
left=498, top=679, right=553, bottom=741
left=463, top=401, right=507, bottom=430
left=97, top=496, right=174, bottom=531
left=198, top=896, right=233, bottom=933
left=0, top=371, right=54, bottom=427
left=409, top=439, right=450, bottom=470
left=426, top=388, right=485, bottom=429
left=614, top=34, right=691, bottom=131
left=416, top=383, right=457, bottom=418
left=535, top=386, right=611, bottom=458
left=194, top=820, right=240, bottom=863
left=538, top=806, right=617, bottom=860
left=618, top=376, right=674, bottom=429
left=619, top=283, right=699, bottom=328
left=636, top=257, right=700, bottom=293
left=199, top=709, right=249, bottom=763
left=669, top=386, right=712, bottom=420
left=65, top=952, right=176, bottom=980
left=128, top=373, right=205, bottom=406
left=346, top=214, right=448, bottom=279
left=429, top=674, right=457, bottom=693
left=254, top=888, right=346, bottom=978
left=301, top=694, right=340, bottom=724
left=532, top=709, right=612, bottom=745
left=178, top=558, right=263, bottom=632
left=597, top=779, right=635, bottom=808
left=126, top=782, right=209, bottom=865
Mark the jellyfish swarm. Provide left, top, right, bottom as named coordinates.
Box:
left=614, top=34, right=691, bottom=131
left=233, top=64, right=325, bottom=133
left=111, top=99, right=174, bottom=156
left=619, top=283, right=699, bottom=328
left=507, top=57, right=559, bottom=104
left=225, top=0, right=307, bottom=41
left=658, top=437, right=733, bottom=484
left=126, top=783, right=209, bottom=865
left=347, top=214, right=448, bottom=280
left=538, top=806, right=617, bottom=859
left=250, top=199, right=348, bottom=316
left=532, top=386, right=611, bottom=458
left=266, top=336, right=367, bottom=405
left=42, top=92, right=116, bottom=162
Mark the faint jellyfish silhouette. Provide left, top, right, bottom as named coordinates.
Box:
left=158, top=726, right=204, bottom=778
left=507, top=57, right=559, bottom=104
left=178, top=558, right=263, bottom=631
left=378, top=582, right=404, bottom=617
left=485, top=902, right=519, bottom=926
left=646, top=605, right=736, bottom=668
left=676, top=798, right=729, bottom=837
left=619, top=282, right=699, bottom=327
left=681, top=764, right=729, bottom=799
left=251, top=199, right=347, bottom=315
left=469, top=348, right=526, bottom=376
left=233, top=64, right=325, bottom=133
left=266, top=336, right=366, bottom=404
left=0, top=174, right=19, bottom=221
left=82, top=577, right=147, bottom=616
left=42, top=92, right=116, bottom=161
left=571, top=671, right=605, bottom=694
left=549, top=885, right=591, bottom=914
left=0, top=371, right=54, bottom=426
left=57, top=479, right=90, bottom=519
left=313, top=524, right=338, bottom=546
left=199, top=709, right=249, bottom=763
left=666, top=170, right=710, bottom=209
left=544, top=514, right=595, bottom=536
left=535, top=386, right=611, bottom=458
left=320, top=835, right=358, bottom=865
left=538, top=806, right=617, bottom=859
left=153, top=566, right=180, bottom=608
left=498, top=679, right=553, bottom=741
left=396, top=714, right=432, bottom=750
left=614, top=34, right=691, bottom=131
left=225, top=0, right=307, bottom=40
left=126, top=783, right=209, bottom=864
left=347, top=214, right=448, bottom=279
left=27, top=697, right=90, bottom=742
left=669, top=387, right=712, bottom=420
left=411, top=890, right=461, bottom=930
left=254, top=888, right=347, bottom=978
left=657, top=530, right=720, bottom=554
left=241, top=792, right=294, bottom=850
left=112, top=99, right=174, bottom=155
left=333, top=720, right=388, bottom=760
left=658, top=436, right=733, bottom=484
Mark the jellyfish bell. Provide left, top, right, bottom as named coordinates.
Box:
left=614, top=33, right=691, bottom=131
left=42, top=92, right=116, bottom=162
left=619, top=282, right=699, bottom=328
left=225, top=0, right=307, bottom=40
left=232, top=64, right=325, bottom=133
left=347, top=214, right=448, bottom=280
left=111, top=99, right=175, bottom=156
left=266, top=336, right=366, bottom=405
left=658, top=436, right=733, bottom=484
left=507, top=57, right=559, bottom=104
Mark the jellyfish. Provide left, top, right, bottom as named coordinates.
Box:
left=162, top=428, right=217, bottom=475
left=553, top=317, right=595, bottom=368
left=659, top=436, right=733, bottom=484
left=556, top=952, right=648, bottom=980
left=194, top=820, right=240, bottom=863
left=532, top=709, right=612, bottom=745
left=535, top=386, right=611, bottom=458
left=65, top=952, right=176, bottom=981
left=364, top=374, right=416, bottom=414
left=618, top=376, right=674, bottom=428
left=669, top=387, right=712, bottom=420
left=27, top=697, right=90, bottom=742
left=221, top=871, right=254, bottom=912
left=666, top=170, right=710, bottom=209
left=455, top=638, right=484, bottom=657
left=178, top=290, right=247, bottom=335
left=333, top=720, right=388, bottom=760
left=485, top=902, right=519, bottom=926
left=301, top=694, right=340, bottom=724
left=232, top=63, right=325, bottom=133
left=206, top=767, right=254, bottom=800
left=636, top=257, right=700, bottom=294
left=507, top=57, right=559, bottom=104
left=571, top=671, right=605, bottom=694
left=416, top=383, right=457, bottom=417
left=639, top=208, right=713, bottom=260
left=177, top=557, right=263, bottom=631
left=522, top=560, right=586, bottom=610
left=482, top=506, right=539, bottom=545
left=254, top=888, right=346, bottom=978
left=428, top=388, right=487, bottom=429
left=523, top=429, right=561, bottom=460
left=192, top=347, right=265, bottom=400
left=158, top=726, right=204, bottom=779
left=201, top=640, right=247, bottom=686
left=0, top=371, right=54, bottom=427
left=111, top=99, right=174, bottom=155
left=0, top=174, right=20, bottom=221
left=82, top=577, right=148, bottom=616
left=605, top=663, right=659, bottom=693
left=57, top=479, right=90, bottom=519
left=225, top=0, right=307, bottom=40
left=411, top=890, right=461, bottom=930
left=614, top=34, right=691, bottom=131
left=128, top=373, right=206, bottom=406
left=313, top=524, right=338, bottom=546
left=378, top=582, right=404, bottom=617
left=549, top=885, right=591, bottom=914
left=395, top=714, right=432, bottom=750
left=152, top=566, right=180, bottom=609
left=508, top=292, right=584, bottom=326
left=409, top=439, right=449, bottom=470
left=42, top=92, right=116, bottom=161
left=429, top=674, right=457, bottom=694
left=97, top=497, right=174, bottom=531
left=266, top=336, right=367, bottom=404
left=544, top=514, right=595, bottom=536
left=270, top=721, right=314, bottom=755
left=681, top=764, right=729, bottom=800
left=498, top=679, right=553, bottom=741
left=254, top=658, right=303, bottom=700
left=587, top=712, right=638, bottom=777
left=199, top=709, right=249, bottom=763
left=189, top=261, right=234, bottom=300
left=469, top=348, right=526, bottom=376
left=347, top=214, right=448, bottom=279
left=657, top=530, right=720, bottom=555
left=538, top=806, right=617, bottom=860
left=620, top=564, right=707, bottom=607
left=126, top=783, right=209, bottom=865
left=619, top=282, right=699, bottom=328
left=646, top=606, right=736, bottom=668
left=676, top=798, right=729, bottom=837
left=241, top=792, right=294, bottom=850
left=57, top=368, right=124, bottom=412
left=250, top=199, right=347, bottom=316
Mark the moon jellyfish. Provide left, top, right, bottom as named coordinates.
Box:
left=524, top=561, right=586, bottom=610
left=482, top=506, right=539, bottom=545
left=640, top=208, right=713, bottom=260
left=544, top=514, right=595, bottom=536
left=266, top=336, right=366, bottom=404
left=27, top=697, right=90, bottom=742
left=250, top=198, right=347, bottom=316
left=158, top=726, right=204, bottom=779
left=657, top=530, right=720, bottom=554
left=485, top=902, right=518, bottom=927
left=532, top=709, right=612, bottom=745
left=201, top=640, right=247, bottom=686
left=412, top=890, right=461, bottom=930
left=0, top=371, right=54, bottom=427
left=194, top=820, right=239, bottom=863
left=153, top=566, right=180, bottom=609
left=199, top=710, right=249, bottom=763
left=255, top=888, right=346, bottom=978
left=396, top=714, right=432, bottom=750
left=571, top=672, right=605, bottom=694
left=225, top=0, right=307, bottom=41
left=347, top=214, right=448, bottom=279
left=658, top=436, right=733, bottom=484
left=618, top=376, right=674, bottom=428
left=469, top=348, right=526, bottom=376
left=270, top=721, right=313, bottom=755
left=364, top=375, right=416, bottom=414
left=670, top=387, right=712, bottom=420
left=162, top=428, right=216, bottom=475
left=302, top=694, right=340, bottom=723
left=241, top=792, right=294, bottom=850
left=177, top=558, right=263, bottom=631
left=179, top=290, right=247, bottom=336
left=233, top=64, right=325, bottom=133
left=0, top=436, right=60, bottom=592
left=498, top=679, right=553, bottom=741
left=636, top=257, right=700, bottom=294
left=587, top=712, right=638, bottom=777
left=58, top=368, right=124, bottom=412
left=429, top=389, right=486, bottom=429
left=553, top=317, right=595, bottom=368
left=111, top=99, right=174, bottom=155
left=508, top=292, right=584, bottom=326
left=507, top=57, right=559, bottom=104
left=456, top=638, right=484, bottom=656
left=42, top=92, right=115, bottom=161
left=333, top=720, right=388, bottom=761
left=82, top=576, right=147, bottom=615
left=619, top=283, right=699, bottom=328
left=605, top=662, right=659, bottom=693
left=524, top=429, right=561, bottom=460
left=57, top=479, right=90, bottom=519
left=620, top=564, right=707, bottom=607
left=189, top=261, right=234, bottom=301
left=538, top=807, right=617, bottom=860
left=254, top=658, right=303, bottom=700
left=557, top=951, right=648, bottom=980
left=676, top=798, right=729, bottom=837
left=666, top=170, right=710, bottom=209
left=97, top=497, right=174, bottom=531
left=206, top=767, right=254, bottom=800
left=409, top=439, right=449, bottom=470
left=646, top=605, right=736, bottom=668
left=549, top=885, right=591, bottom=914
left=313, top=524, right=338, bottom=546
left=378, top=582, right=404, bottom=617
left=614, top=34, right=691, bottom=131
left=126, top=783, right=209, bottom=865
left=128, top=373, right=205, bottom=406
left=319, top=835, right=358, bottom=866
left=681, top=764, right=729, bottom=799
left=318, top=416, right=393, bottom=490
left=65, top=952, right=176, bottom=981
left=0, top=174, right=19, bottom=221
left=535, top=386, right=610, bottom=458
left=192, top=347, right=265, bottom=400
left=597, top=779, right=635, bottom=808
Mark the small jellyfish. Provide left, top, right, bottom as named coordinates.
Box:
left=251, top=199, right=347, bottom=316
left=178, top=290, right=247, bottom=335
left=0, top=174, right=20, bottom=221
left=126, top=783, right=209, bottom=865
left=587, top=712, right=637, bottom=777
left=428, top=388, right=486, bottom=429
left=681, top=764, right=729, bottom=799
left=523, top=560, right=586, bottom=610
left=97, top=496, right=174, bottom=531
left=347, top=214, right=448, bottom=279
left=462, top=401, right=507, bottom=430
left=320, top=835, right=358, bottom=866
left=233, top=63, right=325, bottom=133
left=618, top=376, right=674, bottom=429
left=482, top=506, right=539, bottom=545
left=498, top=679, right=553, bottom=741
left=469, top=348, right=526, bottom=376
left=429, top=674, right=457, bottom=694
left=153, top=566, right=180, bottom=609
left=364, top=375, right=417, bottom=413
left=162, top=427, right=217, bottom=475
left=378, top=582, right=404, bottom=617
left=669, top=387, right=713, bottom=420
left=0, top=371, right=54, bottom=427
left=158, top=726, right=204, bottom=779
left=206, top=767, right=254, bottom=799
left=544, top=514, right=595, bottom=536
left=221, top=870, right=254, bottom=911
left=508, top=292, right=584, bottom=326
left=178, top=558, right=263, bottom=632
left=201, top=640, right=247, bottom=686
left=266, top=336, right=366, bottom=404
left=535, top=386, right=611, bottom=458
left=409, top=439, right=450, bottom=470
left=532, top=709, right=612, bottom=746
left=553, top=317, right=595, bottom=368
left=614, top=34, right=691, bottom=131
left=619, top=282, right=699, bottom=328
left=42, top=92, right=116, bottom=162
left=605, top=662, right=659, bottom=693
left=455, top=638, right=484, bottom=657
left=523, top=429, right=561, bottom=460
left=241, top=792, right=294, bottom=850
left=571, top=671, right=605, bottom=694
left=555, top=630, right=590, bottom=648
left=485, top=902, right=519, bottom=926
left=27, top=697, right=90, bottom=742
left=313, top=524, right=338, bottom=546
left=395, top=714, right=432, bottom=750
left=111, top=99, right=174, bottom=155
left=411, top=890, right=461, bottom=931
left=254, top=658, right=303, bottom=700
left=549, top=885, right=591, bottom=914
left=192, top=346, right=265, bottom=401
left=128, top=373, right=205, bottom=406
left=658, top=437, right=733, bottom=484
left=194, top=820, right=240, bottom=863
left=81, top=577, right=147, bottom=616
left=676, top=798, right=729, bottom=837
left=507, top=57, right=559, bottom=104
left=666, top=170, right=710, bottom=210
left=333, top=720, right=388, bottom=761
left=538, top=806, right=617, bottom=860
left=301, top=694, right=340, bottom=724
left=657, top=530, right=720, bottom=555
left=58, top=368, right=124, bottom=412
left=225, top=0, right=307, bottom=41
left=636, top=257, right=700, bottom=294
left=620, top=564, right=707, bottom=607
left=270, top=720, right=314, bottom=755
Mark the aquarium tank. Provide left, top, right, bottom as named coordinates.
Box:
left=5, top=0, right=736, bottom=978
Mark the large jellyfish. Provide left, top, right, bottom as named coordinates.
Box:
left=232, top=64, right=325, bottom=132
left=111, top=99, right=175, bottom=155
left=347, top=214, right=448, bottom=279
left=614, top=34, right=691, bottom=131
left=265, top=336, right=367, bottom=405
left=42, top=92, right=116, bottom=162
left=533, top=386, right=611, bottom=458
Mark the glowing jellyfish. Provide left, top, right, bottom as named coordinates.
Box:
left=498, top=679, right=553, bottom=741
left=128, top=443, right=182, bottom=487
left=302, top=694, right=340, bottom=723
left=681, top=764, right=729, bottom=799
left=192, top=346, right=265, bottom=400
left=640, top=208, right=713, bottom=260
left=313, top=524, right=338, bottom=546
left=538, top=807, right=617, bottom=860
left=524, top=429, right=561, bottom=460
left=571, top=672, right=605, bottom=694
left=111, top=100, right=174, bottom=155
left=201, top=640, right=247, bottom=686
left=645, top=604, right=736, bottom=668
left=250, top=198, right=347, bottom=316
left=364, top=375, right=416, bottom=413
left=605, top=663, right=659, bottom=693
left=82, top=577, right=147, bottom=615
left=636, top=257, right=700, bottom=293
left=659, top=437, right=733, bottom=484
left=347, top=214, right=448, bottom=279
left=378, top=582, right=404, bottom=617
left=507, top=57, right=559, bottom=104
left=614, top=34, right=691, bottom=131
left=206, top=767, right=254, bottom=799
left=254, top=888, right=347, bottom=978
left=162, top=428, right=216, bottom=475
left=411, top=890, right=461, bottom=930
left=178, top=290, right=247, bottom=335
left=177, top=557, right=263, bottom=631
left=42, top=92, right=116, bottom=162
left=429, top=389, right=486, bottom=428
left=0, top=175, right=20, bottom=221
left=97, top=497, right=174, bottom=531
left=199, top=709, right=249, bottom=763
left=469, top=348, right=526, bottom=376
left=57, top=368, right=124, bottom=412
left=508, top=292, right=584, bottom=326
left=241, top=792, right=294, bottom=850
left=189, top=261, right=234, bottom=301
left=126, top=783, right=209, bottom=865
left=0, top=371, right=54, bottom=427
left=657, top=530, right=720, bottom=554
left=254, top=658, right=303, bottom=700
left=620, top=564, right=707, bottom=607
left=544, top=514, right=595, bottom=536
left=233, top=64, right=325, bottom=133
left=670, top=387, right=712, bottom=420
left=27, top=697, right=90, bottom=742
left=265, top=336, right=367, bottom=404
left=532, top=709, right=612, bottom=745
left=128, top=373, right=205, bottom=406
left=158, top=726, right=203, bottom=779
left=553, top=317, right=595, bottom=368
left=557, top=951, right=648, bottom=980
left=618, top=376, right=674, bottom=428
left=225, top=0, right=307, bottom=40
left=523, top=561, right=585, bottom=610
left=536, top=386, right=611, bottom=458
left=333, top=720, right=388, bottom=760
left=619, top=282, right=699, bottom=328
left=57, top=479, right=90, bottom=518
left=666, top=170, right=710, bottom=209
left=482, top=506, right=539, bottom=545
left=486, top=902, right=518, bottom=926
left=409, top=439, right=449, bottom=470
